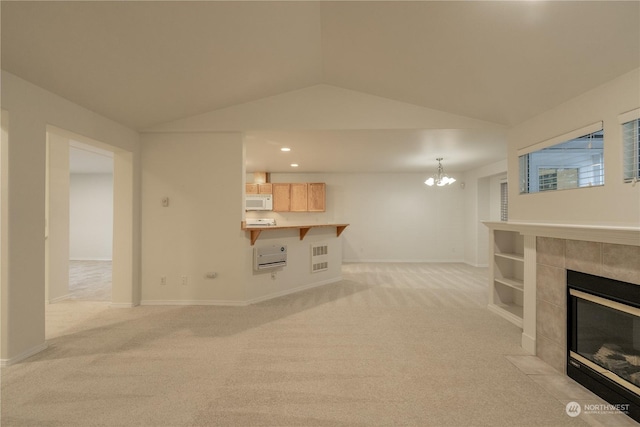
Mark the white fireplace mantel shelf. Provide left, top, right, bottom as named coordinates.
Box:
left=483, top=221, right=640, bottom=247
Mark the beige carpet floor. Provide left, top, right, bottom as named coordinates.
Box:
left=0, top=263, right=606, bottom=426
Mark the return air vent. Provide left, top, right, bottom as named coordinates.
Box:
left=311, top=243, right=328, bottom=273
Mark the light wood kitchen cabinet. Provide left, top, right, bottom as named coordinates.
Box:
left=272, top=183, right=291, bottom=212
left=290, top=183, right=308, bottom=212
left=307, top=183, right=326, bottom=212
left=245, top=183, right=273, bottom=195
left=245, top=183, right=258, bottom=194
left=258, top=183, right=272, bottom=194
left=271, top=182, right=326, bottom=212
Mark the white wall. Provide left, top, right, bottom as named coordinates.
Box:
left=488, top=174, right=507, bottom=221
left=70, top=173, right=114, bottom=260
left=1, top=111, right=8, bottom=359
left=508, top=68, right=640, bottom=226
left=462, top=160, right=508, bottom=267
left=141, top=132, right=247, bottom=303
left=45, top=133, right=71, bottom=303
left=248, top=172, right=466, bottom=262
left=0, top=71, right=140, bottom=364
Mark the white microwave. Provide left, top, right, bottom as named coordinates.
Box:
left=245, top=194, right=273, bottom=211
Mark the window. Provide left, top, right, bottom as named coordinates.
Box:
left=622, top=117, right=639, bottom=183
left=538, top=168, right=578, bottom=192
left=500, top=181, right=508, bottom=221
left=518, top=123, right=604, bottom=194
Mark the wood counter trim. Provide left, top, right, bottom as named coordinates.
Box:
left=248, top=229, right=262, bottom=246
left=241, top=222, right=349, bottom=245
left=299, top=227, right=311, bottom=241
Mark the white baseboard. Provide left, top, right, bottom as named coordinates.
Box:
left=343, top=259, right=465, bottom=263
left=521, top=332, right=536, bottom=355
left=247, top=277, right=342, bottom=305
left=0, top=342, right=48, bottom=367
left=110, top=302, right=138, bottom=308
left=140, top=299, right=248, bottom=307
left=465, top=262, right=489, bottom=268
left=140, top=277, right=343, bottom=307
left=47, top=293, right=73, bottom=304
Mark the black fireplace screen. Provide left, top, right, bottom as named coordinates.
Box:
left=567, top=270, right=640, bottom=422
left=573, top=296, right=640, bottom=388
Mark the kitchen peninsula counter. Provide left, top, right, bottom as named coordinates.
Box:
left=241, top=222, right=349, bottom=245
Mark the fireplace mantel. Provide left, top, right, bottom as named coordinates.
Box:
left=483, top=221, right=640, bottom=247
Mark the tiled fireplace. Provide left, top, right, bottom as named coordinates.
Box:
left=485, top=221, right=640, bottom=421
left=536, top=237, right=640, bottom=373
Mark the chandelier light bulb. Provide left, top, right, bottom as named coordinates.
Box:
left=425, top=158, right=455, bottom=187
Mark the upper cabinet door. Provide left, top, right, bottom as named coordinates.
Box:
left=308, top=183, right=326, bottom=212
left=245, top=183, right=258, bottom=194
left=258, top=183, right=273, bottom=194
left=290, top=183, right=308, bottom=212
left=272, top=183, right=291, bottom=212
left=260, top=182, right=326, bottom=212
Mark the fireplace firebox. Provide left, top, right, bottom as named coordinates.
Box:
left=567, top=270, right=640, bottom=422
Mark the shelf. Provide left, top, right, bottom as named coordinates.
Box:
left=483, top=221, right=640, bottom=247
left=495, top=277, right=524, bottom=291
left=495, top=252, right=524, bottom=262
left=485, top=225, right=537, bottom=353
left=488, top=228, right=526, bottom=331
left=488, top=303, right=523, bottom=328
left=241, top=222, right=349, bottom=245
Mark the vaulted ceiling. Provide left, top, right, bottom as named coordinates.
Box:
left=2, top=1, right=639, bottom=173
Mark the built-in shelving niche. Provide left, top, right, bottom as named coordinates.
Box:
left=489, top=230, right=525, bottom=328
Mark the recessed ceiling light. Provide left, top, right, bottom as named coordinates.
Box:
left=290, top=163, right=299, bottom=168
left=281, top=147, right=291, bottom=152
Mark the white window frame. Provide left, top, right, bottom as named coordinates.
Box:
left=619, top=108, right=640, bottom=184
left=500, top=180, right=508, bottom=221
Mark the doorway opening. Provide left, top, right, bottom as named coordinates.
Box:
left=68, top=142, right=114, bottom=301
left=45, top=126, right=129, bottom=308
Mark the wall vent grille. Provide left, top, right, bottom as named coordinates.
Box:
left=311, top=243, right=329, bottom=273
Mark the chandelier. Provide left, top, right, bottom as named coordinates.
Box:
left=424, top=158, right=456, bottom=186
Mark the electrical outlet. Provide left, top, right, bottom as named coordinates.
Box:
left=160, top=276, right=167, bottom=286
left=181, top=275, right=188, bottom=286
